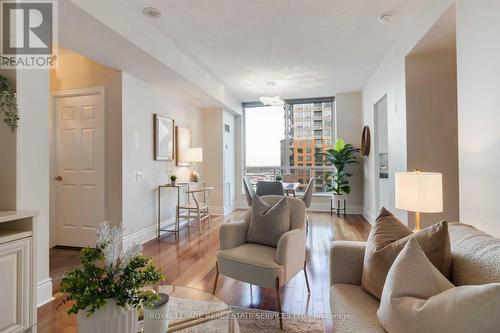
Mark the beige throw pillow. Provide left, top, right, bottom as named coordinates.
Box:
left=361, top=208, right=451, bottom=299
left=378, top=238, right=500, bottom=333
left=246, top=195, right=291, bottom=247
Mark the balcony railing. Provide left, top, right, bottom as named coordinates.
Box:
left=245, top=166, right=332, bottom=193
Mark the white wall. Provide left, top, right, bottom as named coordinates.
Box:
left=335, top=93, right=363, bottom=213
left=121, top=73, right=204, bottom=243
left=0, top=69, right=17, bottom=211
left=456, top=0, right=500, bottom=237
left=15, top=69, right=52, bottom=306
left=405, top=47, right=459, bottom=228
left=361, top=0, right=454, bottom=224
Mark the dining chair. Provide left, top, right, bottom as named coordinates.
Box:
left=177, top=187, right=214, bottom=234
left=256, top=181, right=284, bottom=196
left=300, top=178, right=315, bottom=231
left=243, top=176, right=255, bottom=206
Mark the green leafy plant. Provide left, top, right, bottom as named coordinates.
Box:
left=319, top=139, right=360, bottom=195
left=170, top=175, right=177, bottom=182
left=60, top=222, right=163, bottom=316
left=0, top=75, right=19, bottom=131
left=275, top=174, right=283, bottom=181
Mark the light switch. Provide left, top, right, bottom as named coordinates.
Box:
left=136, top=172, right=145, bottom=181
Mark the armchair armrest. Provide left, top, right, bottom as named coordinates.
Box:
left=276, top=229, right=306, bottom=281
left=219, top=219, right=249, bottom=250
left=330, top=241, right=366, bottom=286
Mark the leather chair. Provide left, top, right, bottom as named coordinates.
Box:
left=213, top=195, right=310, bottom=329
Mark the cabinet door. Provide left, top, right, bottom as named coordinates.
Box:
left=0, top=238, right=31, bottom=333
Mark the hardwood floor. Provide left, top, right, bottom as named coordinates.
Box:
left=39, top=210, right=371, bottom=332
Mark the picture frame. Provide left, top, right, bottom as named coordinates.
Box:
left=154, top=114, right=175, bottom=161
left=176, top=126, right=191, bottom=166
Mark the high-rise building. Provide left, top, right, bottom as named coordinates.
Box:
left=281, top=100, right=335, bottom=191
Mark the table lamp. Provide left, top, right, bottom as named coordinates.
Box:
left=188, top=148, right=203, bottom=182
left=395, top=171, right=443, bottom=231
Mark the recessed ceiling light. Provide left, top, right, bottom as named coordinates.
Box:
left=143, top=7, right=162, bottom=18
left=378, top=14, right=392, bottom=24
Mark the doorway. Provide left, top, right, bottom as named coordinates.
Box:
left=51, top=86, right=105, bottom=247
left=374, top=95, right=389, bottom=212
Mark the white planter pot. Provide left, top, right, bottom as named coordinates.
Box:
left=77, top=298, right=138, bottom=333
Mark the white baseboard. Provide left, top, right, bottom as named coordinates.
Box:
left=209, top=206, right=226, bottom=216
left=123, top=218, right=177, bottom=248
left=362, top=207, right=376, bottom=225
left=37, top=278, right=54, bottom=307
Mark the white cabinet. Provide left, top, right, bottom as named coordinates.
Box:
left=0, top=211, right=37, bottom=333
left=0, top=237, right=31, bottom=333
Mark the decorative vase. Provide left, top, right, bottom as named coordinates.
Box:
left=143, top=293, right=170, bottom=333
left=77, top=298, right=138, bottom=333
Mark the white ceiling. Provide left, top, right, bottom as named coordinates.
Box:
left=124, top=0, right=425, bottom=102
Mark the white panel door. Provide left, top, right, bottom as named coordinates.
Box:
left=0, top=238, right=31, bottom=333
left=55, top=90, right=104, bottom=247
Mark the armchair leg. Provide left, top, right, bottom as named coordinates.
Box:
left=304, top=260, right=311, bottom=294
left=276, top=277, right=283, bottom=330
left=212, top=262, right=219, bottom=295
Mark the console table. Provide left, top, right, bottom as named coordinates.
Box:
left=157, top=182, right=205, bottom=237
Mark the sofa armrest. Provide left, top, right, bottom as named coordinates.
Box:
left=330, top=241, right=366, bottom=286
left=219, top=219, right=249, bottom=250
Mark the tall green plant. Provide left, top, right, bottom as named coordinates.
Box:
left=319, top=139, right=360, bottom=195
left=0, top=75, right=19, bottom=131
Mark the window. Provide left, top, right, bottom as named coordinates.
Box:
left=245, top=98, right=334, bottom=193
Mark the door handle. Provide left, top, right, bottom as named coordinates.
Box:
left=55, top=176, right=63, bottom=182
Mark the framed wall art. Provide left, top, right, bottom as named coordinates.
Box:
left=154, top=114, right=175, bottom=160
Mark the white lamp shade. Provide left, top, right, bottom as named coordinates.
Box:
left=395, top=172, right=443, bottom=213
left=187, top=148, right=203, bottom=162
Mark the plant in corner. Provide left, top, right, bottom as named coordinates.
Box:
left=0, top=75, right=20, bottom=131
left=60, top=222, right=163, bottom=333
left=319, top=138, right=360, bottom=196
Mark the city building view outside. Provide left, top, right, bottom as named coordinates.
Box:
left=245, top=98, right=335, bottom=193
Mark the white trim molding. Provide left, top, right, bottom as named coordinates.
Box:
left=123, top=218, right=176, bottom=248
left=37, top=278, right=54, bottom=307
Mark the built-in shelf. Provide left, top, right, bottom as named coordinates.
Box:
left=0, top=210, right=38, bottom=224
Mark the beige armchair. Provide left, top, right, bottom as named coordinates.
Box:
left=213, top=195, right=310, bottom=329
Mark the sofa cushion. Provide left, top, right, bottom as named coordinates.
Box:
left=378, top=238, right=500, bottom=333
left=247, top=195, right=290, bottom=247
left=330, top=284, right=385, bottom=333
left=361, top=208, right=451, bottom=299
left=217, top=243, right=283, bottom=288
left=448, top=222, right=500, bottom=286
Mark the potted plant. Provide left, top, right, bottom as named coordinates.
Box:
left=0, top=75, right=20, bottom=131
left=60, top=222, right=163, bottom=333
left=275, top=174, right=283, bottom=181
left=319, top=139, right=360, bottom=214
left=170, top=175, right=177, bottom=185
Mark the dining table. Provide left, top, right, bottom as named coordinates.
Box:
left=282, top=182, right=300, bottom=197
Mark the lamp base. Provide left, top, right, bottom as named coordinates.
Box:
left=190, top=170, right=200, bottom=183
left=413, top=211, right=421, bottom=232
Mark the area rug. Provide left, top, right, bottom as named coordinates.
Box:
left=233, top=306, right=325, bottom=333
left=139, top=296, right=324, bottom=332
